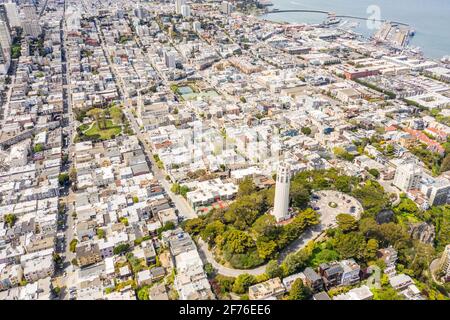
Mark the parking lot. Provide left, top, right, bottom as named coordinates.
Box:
left=310, top=190, right=363, bottom=228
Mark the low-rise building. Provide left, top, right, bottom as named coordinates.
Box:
left=248, top=277, right=286, bottom=300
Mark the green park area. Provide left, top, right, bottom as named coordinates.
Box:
left=75, top=105, right=128, bottom=142
left=84, top=120, right=121, bottom=140
left=182, top=169, right=450, bottom=300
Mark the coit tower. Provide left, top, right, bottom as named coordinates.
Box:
left=273, top=162, right=291, bottom=222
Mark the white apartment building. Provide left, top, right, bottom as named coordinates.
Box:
left=4, top=2, right=21, bottom=28
left=22, top=255, right=54, bottom=283
left=175, top=0, right=186, bottom=15
left=393, top=162, right=422, bottom=191
left=0, top=21, right=11, bottom=55
left=180, top=5, right=191, bottom=18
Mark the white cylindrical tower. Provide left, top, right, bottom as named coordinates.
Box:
left=273, top=162, right=291, bottom=222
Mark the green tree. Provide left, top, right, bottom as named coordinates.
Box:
left=333, top=232, right=366, bottom=260
left=336, top=214, right=358, bottom=233
left=252, top=214, right=277, bottom=236
left=256, top=239, right=277, bottom=260
left=33, top=143, right=43, bottom=153
left=368, top=168, right=380, bottom=179
left=201, top=221, right=225, bottom=245
left=58, top=173, right=70, bottom=186
left=179, top=185, right=190, bottom=198
left=52, top=253, right=62, bottom=264
left=364, top=239, right=379, bottom=261
left=157, top=221, right=176, bottom=235
left=290, top=182, right=311, bottom=209
left=119, top=217, right=129, bottom=226
left=183, top=218, right=205, bottom=235
left=385, top=144, right=395, bottom=156
left=237, top=177, right=257, bottom=198
left=281, top=250, right=310, bottom=276
left=373, top=287, right=404, bottom=300
left=217, top=229, right=255, bottom=254
left=301, top=127, right=312, bottom=136
left=311, top=249, right=340, bottom=266
left=232, top=274, right=256, bottom=294
left=333, top=147, right=355, bottom=161
left=52, top=286, right=61, bottom=296
left=215, top=275, right=235, bottom=293
left=394, top=197, right=418, bottom=215
left=352, top=180, right=389, bottom=215
left=69, top=239, right=78, bottom=253
left=288, top=279, right=312, bottom=300
left=4, top=214, right=17, bottom=227
left=359, top=217, right=379, bottom=238
left=86, top=108, right=105, bottom=129
left=297, top=208, right=320, bottom=227
left=441, top=154, right=450, bottom=173
left=113, top=243, right=130, bottom=255
left=377, top=223, right=410, bottom=248
left=137, top=286, right=149, bottom=300
left=334, top=176, right=354, bottom=193
left=97, top=228, right=105, bottom=239
left=204, top=263, right=215, bottom=277
left=265, top=260, right=283, bottom=279
left=109, top=105, right=124, bottom=124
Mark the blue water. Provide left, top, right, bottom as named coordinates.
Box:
left=261, top=0, right=450, bottom=59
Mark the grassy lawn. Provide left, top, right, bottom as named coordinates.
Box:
left=84, top=120, right=122, bottom=140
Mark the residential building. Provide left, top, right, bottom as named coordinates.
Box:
left=248, top=277, right=286, bottom=300
left=393, top=162, right=422, bottom=191
left=339, top=259, right=361, bottom=286
left=303, top=267, right=323, bottom=293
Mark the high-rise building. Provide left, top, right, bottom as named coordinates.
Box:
left=427, top=180, right=450, bottom=206
left=3, top=2, right=21, bottom=28
left=221, top=1, right=233, bottom=15
left=164, top=50, right=176, bottom=69
left=180, top=4, right=190, bottom=18
left=175, top=0, right=186, bottom=15
left=393, top=162, right=422, bottom=192
left=20, top=3, right=40, bottom=38
left=272, top=162, right=291, bottom=222
left=192, top=21, right=202, bottom=33
left=22, top=19, right=41, bottom=38
left=0, top=43, right=10, bottom=74
left=134, top=4, right=147, bottom=19
left=0, top=21, right=11, bottom=54
left=22, top=4, right=37, bottom=20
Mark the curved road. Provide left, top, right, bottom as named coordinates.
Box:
left=198, top=191, right=364, bottom=277
left=197, top=226, right=323, bottom=277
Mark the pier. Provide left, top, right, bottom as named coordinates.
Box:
left=264, top=9, right=409, bottom=27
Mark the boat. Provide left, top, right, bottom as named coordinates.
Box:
left=324, top=17, right=341, bottom=26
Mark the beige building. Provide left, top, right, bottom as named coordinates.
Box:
left=248, top=278, right=286, bottom=300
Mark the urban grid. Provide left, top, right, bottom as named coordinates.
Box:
left=0, top=0, right=449, bottom=301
